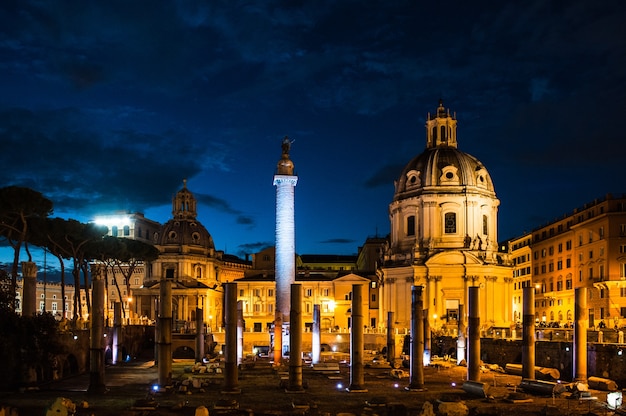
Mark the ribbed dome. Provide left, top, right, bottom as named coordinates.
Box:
left=393, top=101, right=495, bottom=202
left=393, top=146, right=495, bottom=201
left=159, top=218, right=215, bottom=249
left=158, top=180, right=215, bottom=250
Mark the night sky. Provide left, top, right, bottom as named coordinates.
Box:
left=1, top=1, right=625, bottom=263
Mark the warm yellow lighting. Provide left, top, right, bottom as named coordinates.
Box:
left=328, top=300, right=335, bottom=312
left=127, top=297, right=133, bottom=303
left=433, top=314, right=438, bottom=319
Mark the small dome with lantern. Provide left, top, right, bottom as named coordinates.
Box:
left=158, top=180, right=215, bottom=251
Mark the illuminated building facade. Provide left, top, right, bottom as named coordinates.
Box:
left=380, top=101, right=513, bottom=332
left=16, top=278, right=79, bottom=320
left=509, top=195, right=626, bottom=329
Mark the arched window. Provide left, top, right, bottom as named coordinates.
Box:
left=111, top=226, right=118, bottom=236
left=444, top=212, right=456, bottom=234
left=432, top=126, right=437, bottom=141
left=440, top=125, right=446, bottom=141
left=482, top=215, right=488, bottom=235
left=407, top=215, right=415, bottom=236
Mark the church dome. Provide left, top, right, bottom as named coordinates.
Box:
left=387, top=101, right=500, bottom=259
left=158, top=180, right=215, bottom=250
left=393, top=101, right=495, bottom=202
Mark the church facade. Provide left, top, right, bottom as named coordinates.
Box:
left=379, top=101, right=513, bottom=333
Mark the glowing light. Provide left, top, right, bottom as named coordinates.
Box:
left=152, top=385, right=159, bottom=391
left=73, top=335, right=78, bottom=340
left=393, top=383, right=399, bottom=388
left=94, top=214, right=132, bottom=228
left=433, top=314, right=438, bottom=320
left=336, top=383, right=343, bottom=389
left=618, top=349, right=623, bottom=356
left=451, top=382, right=456, bottom=387
left=328, top=300, right=336, bottom=312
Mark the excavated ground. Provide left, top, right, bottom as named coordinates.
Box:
left=0, top=357, right=619, bottom=416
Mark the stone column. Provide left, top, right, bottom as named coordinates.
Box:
left=222, top=283, right=240, bottom=393
left=88, top=264, right=106, bottom=394
left=457, top=304, right=466, bottom=365
left=112, top=302, right=122, bottom=365
left=288, top=284, right=303, bottom=392
left=237, top=300, right=244, bottom=364
left=522, top=287, right=535, bottom=380
left=196, top=307, right=205, bottom=362
left=424, top=307, right=431, bottom=366
left=312, top=304, right=321, bottom=364
left=387, top=311, right=395, bottom=365
left=21, top=261, right=37, bottom=316
left=157, top=279, right=172, bottom=387
left=348, top=284, right=366, bottom=392
left=574, top=287, right=588, bottom=383
left=408, top=286, right=425, bottom=390
left=467, top=286, right=481, bottom=381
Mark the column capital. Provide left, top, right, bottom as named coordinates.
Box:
left=273, top=175, right=298, bottom=186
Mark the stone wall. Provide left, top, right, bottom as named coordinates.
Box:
left=480, top=338, right=626, bottom=387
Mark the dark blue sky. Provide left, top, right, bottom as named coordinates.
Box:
left=1, top=1, right=625, bottom=261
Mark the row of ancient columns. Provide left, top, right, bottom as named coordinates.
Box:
left=37, top=264, right=589, bottom=394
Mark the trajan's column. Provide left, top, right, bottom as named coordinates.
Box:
left=273, top=136, right=298, bottom=364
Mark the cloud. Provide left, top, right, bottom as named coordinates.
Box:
left=319, top=238, right=356, bottom=245
left=0, top=107, right=231, bottom=218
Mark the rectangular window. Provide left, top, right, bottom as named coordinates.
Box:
left=566, top=279, right=572, bottom=290
left=407, top=215, right=415, bottom=237
left=566, top=240, right=572, bottom=250
left=621, top=245, right=626, bottom=254
left=621, top=307, right=626, bottom=318
left=371, top=294, right=376, bottom=302
left=239, top=289, right=244, bottom=297
left=589, top=268, right=593, bottom=279
left=566, top=258, right=571, bottom=268
left=39, top=301, right=45, bottom=311
left=599, top=227, right=604, bottom=239
left=253, top=303, right=261, bottom=312
left=322, top=288, right=329, bottom=296
left=254, top=289, right=261, bottom=297
left=557, top=281, right=563, bottom=291
left=621, top=287, right=626, bottom=297
left=558, top=243, right=563, bottom=253
left=268, top=289, right=274, bottom=297
left=268, top=304, right=274, bottom=313
left=549, top=263, right=554, bottom=272
left=444, top=212, right=456, bottom=234
left=557, top=260, right=562, bottom=270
